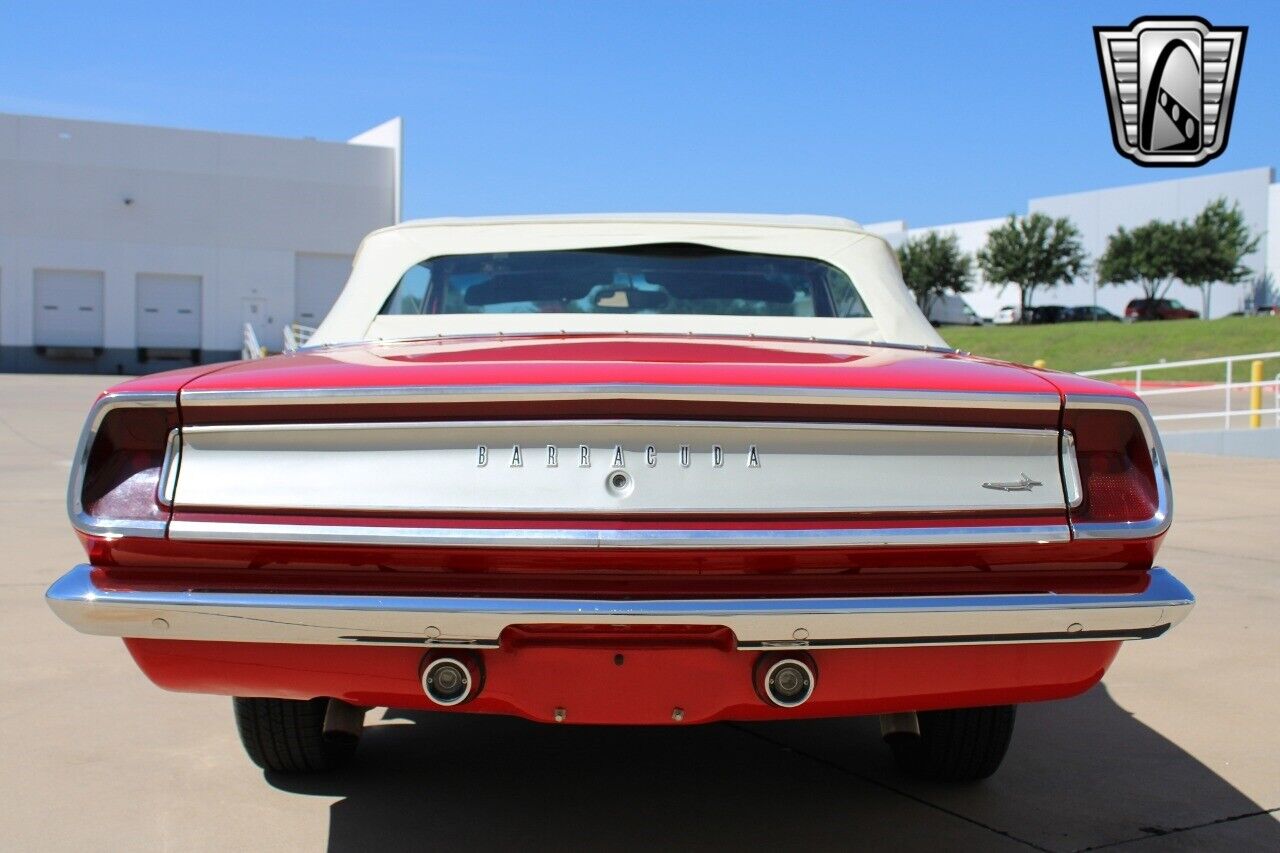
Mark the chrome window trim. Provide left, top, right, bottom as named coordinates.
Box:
left=67, top=392, right=175, bottom=540
left=46, top=563, right=1193, bottom=650
left=1065, top=394, right=1173, bottom=541
left=167, top=519, right=1072, bottom=549
left=179, top=383, right=1063, bottom=411
left=312, top=330, right=964, bottom=357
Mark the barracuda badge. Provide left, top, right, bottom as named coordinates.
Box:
left=982, top=473, right=1043, bottom=493
left=475, top=444, right=762, bottom=468
left=1094, top=17, right=1247, bottom=167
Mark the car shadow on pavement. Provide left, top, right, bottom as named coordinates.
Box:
left=268, top=683, right=1279, bottom=852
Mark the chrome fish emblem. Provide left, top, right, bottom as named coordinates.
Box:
left=982, top=473, right=1043, bottom=492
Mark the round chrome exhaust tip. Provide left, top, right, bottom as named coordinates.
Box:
left=756, top=654, right=816, bottom=708
left=421, top=655, right=479, bottom=706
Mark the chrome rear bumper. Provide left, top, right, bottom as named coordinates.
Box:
left=46, top=565, right=1193, bottom=651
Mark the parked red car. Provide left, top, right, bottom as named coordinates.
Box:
left=1124, top=298, right=1199, bottom=321
left=47, top=215, right=1191, bottom=783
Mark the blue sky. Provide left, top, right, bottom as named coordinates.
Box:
left=1, top=1, right=1276, bottom=227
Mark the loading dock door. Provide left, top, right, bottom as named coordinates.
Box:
left=34, top=269, right=104, bottom=347
left=295, top=253, right=352, bottom=327
left=136, top=274, right=202, bottom=349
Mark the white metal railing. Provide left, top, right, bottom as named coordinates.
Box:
left=1080, top=350, right=1280, bottom=429
left=282, top=323, right=317, bottom=352
left=241, top=323, right=265, bottom=360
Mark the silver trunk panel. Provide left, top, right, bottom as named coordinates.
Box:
left=170, top=420, right=1075, bottom=515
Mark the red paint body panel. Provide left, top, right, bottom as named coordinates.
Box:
left=177, top=399, right=1063, bottom=434
left=101, top=361, right=232, bottom=395
left=125, top=637, right=1120, bottom=724
left=1026, top=365, right=1134, bottom=398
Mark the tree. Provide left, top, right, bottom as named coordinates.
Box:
left=976, top=213, right=1088, bottom=321
left=896, top=232, right=973, bottom=317
left=1096, top=219, right=1184, bottom=302
left=1098, top=198, right=1258, bottom=319
left=1181, top=199, right=1258, bottom=319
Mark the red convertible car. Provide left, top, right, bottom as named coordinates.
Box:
left=47, top=215, right=1190, bottom=782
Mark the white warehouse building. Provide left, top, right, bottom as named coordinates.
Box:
left=2, top=109, right=1275, bottom=376
left=0, top=111, right=401, bottom=373
left=868, top=166, right=1279, bottom=322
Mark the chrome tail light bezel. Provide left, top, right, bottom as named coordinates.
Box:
left=1064, top=394, right=1172, bottom=541
left=67, top=391, right=177, bottom=540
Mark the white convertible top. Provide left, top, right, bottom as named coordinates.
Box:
left=309, top=214, right=944, bottom=348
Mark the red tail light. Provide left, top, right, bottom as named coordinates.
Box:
left=1064, top=402, right=1165, bottom=533
left=70, top=393, right=178, bottom=539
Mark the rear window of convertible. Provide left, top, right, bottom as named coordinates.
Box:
left=379, top=244, right=870, bottom=318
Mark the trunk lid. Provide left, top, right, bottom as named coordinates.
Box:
left=179, top=334, right=1062, bottom=401
left=169, top=334, right=1075, bottom=530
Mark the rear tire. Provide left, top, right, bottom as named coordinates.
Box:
left=888, top=705, right=1015, bottom=783
left=233, top=697, right=359, bottom=773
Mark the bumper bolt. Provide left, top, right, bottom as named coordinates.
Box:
left=672, top=708, right=685, bottom=722
left=554, top=707, right=567, bottom=723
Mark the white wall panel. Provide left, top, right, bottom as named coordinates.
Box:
left=210, top=248, right=295, bottom=351
left=295, top=252, right=352, bottom=326
left=1030, top=167, right=1272, bottom=319
left=900, top=168, right=1274, bottom=321
left=1268, top=184, right=1280, bottom=289
left=0, top=111, right=397, bottom=362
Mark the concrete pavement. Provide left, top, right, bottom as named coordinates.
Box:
left=1, top=374, right=1276, bottom=851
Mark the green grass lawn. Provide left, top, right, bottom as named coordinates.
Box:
left=940, top=316, right=1280, bottom=381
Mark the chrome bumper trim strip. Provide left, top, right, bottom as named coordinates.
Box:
left=46, top=565, right=1193, bottom=650
left=166, top=520, right=1073, bottom=549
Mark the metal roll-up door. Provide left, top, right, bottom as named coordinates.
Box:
left=34, top=269, right=104, bottom=347
left=136, top=274, right=202, bottom=349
